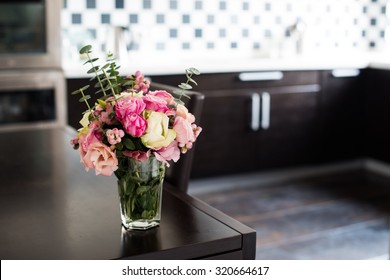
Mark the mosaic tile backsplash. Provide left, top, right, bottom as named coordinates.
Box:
left=62, top=0, right=390, bottom=60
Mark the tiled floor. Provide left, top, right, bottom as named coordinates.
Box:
left=194, top=171, right=390, bottom=259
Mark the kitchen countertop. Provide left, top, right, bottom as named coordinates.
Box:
left=63, top=50, right=390, bottom=78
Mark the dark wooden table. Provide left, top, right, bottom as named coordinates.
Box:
left=0, top=127, right=256, bottom=259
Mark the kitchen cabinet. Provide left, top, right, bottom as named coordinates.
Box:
left=151, top=71, right=322, bottom=178
left=67, top=67, right=372, bottom=179
left=363, top=68, right=390, bottom=163
left=319, top=69, right=364, bottom=162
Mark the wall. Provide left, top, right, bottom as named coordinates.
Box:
left=61, top=0, right=390, bottom=61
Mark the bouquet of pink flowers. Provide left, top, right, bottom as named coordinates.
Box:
left=70, top=45, right=202, bottom=177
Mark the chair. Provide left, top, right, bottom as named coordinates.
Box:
left=149, top=82, right=204, bottom=193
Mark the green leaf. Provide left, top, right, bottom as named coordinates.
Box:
left=182, top=93, right=191, bottom=99
left=80, top=85, right=90, bottom=91
left=79, top=45, right=92, bottom=54
left=123, top=138, right=136, bottom=150
left=101, top=63, right=110, bottom=70
left=188, top=78, right=198, bottom=85
left=116, top=142, right=123, bottom=151
left=79, top=95, right=91, bottom=102
left=97, top=99, right=106, bottom=108
left=174, top=98, right=185, bottom=105
left=83, top=57, right=99, bottom=65
left=188, top=67, right=200, bottom=75
left=71, top=85, right=90, bottom=95
left=87, top=66, right=99, bottom=74
left=178, top=83, right=192, bottom=90
left=123, top=80, right=135, bottom=86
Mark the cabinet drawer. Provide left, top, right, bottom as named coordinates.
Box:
left=150, top=71, right=320, bottom=91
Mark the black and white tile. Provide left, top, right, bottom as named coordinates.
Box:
left=61, top=0, right=390, bottom=57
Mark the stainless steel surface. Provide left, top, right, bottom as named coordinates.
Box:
left=331, top=69, right=361, bottom=78
left=260, top=92, right=270, bottom=130
left=0, top=0, right=62, bottom=70
left=251, top=93, right=260, bottom=131
left=0, top=70, right=66, bottom=132
left=238, top=71, right=284, bottom=82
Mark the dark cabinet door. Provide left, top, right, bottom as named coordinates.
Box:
left=320, top=69, right=364, bottom=162
left=257, top=87, right=321, bottom=170
left=191, top=90, right=258, bottom=177
left=191, top=82, right=322, bottom=178
left=363, top=69, right=390, bottom=163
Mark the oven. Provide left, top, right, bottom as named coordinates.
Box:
left=0, top=0, right=65, bottom=131
left=0, top=70, right=66, bottom=132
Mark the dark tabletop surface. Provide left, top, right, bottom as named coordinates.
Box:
left=0, top=127, right=255, bottom=259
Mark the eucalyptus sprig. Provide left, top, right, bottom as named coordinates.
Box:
left=72, top=45, right=200, bottom=114
left=79, top=45, right=108, bottom=97
left=173, top=67, right=200, bottom=105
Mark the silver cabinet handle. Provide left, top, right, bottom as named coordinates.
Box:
left=261, top=92, right=270, bottom=130
left=250, top=92, right=271, bottom=131
left=239, top=71, right=283, bottom=82
left=331, top=69, right=360, bottom=78
left=251, top=93, right=260, bottom=131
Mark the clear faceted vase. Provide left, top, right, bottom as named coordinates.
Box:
left=116, top=156, right=165, bottom=230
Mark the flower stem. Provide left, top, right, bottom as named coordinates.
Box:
left=86, top=52, right=107, bottom=96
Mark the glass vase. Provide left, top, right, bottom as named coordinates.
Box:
left=116, top=156, right=165, bottom=230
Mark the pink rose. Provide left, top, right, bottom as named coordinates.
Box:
left=123, top=150, right=151, bottom=161
left=82, top=142, right=118, bottom=176
left=123, top=113, right=147, bottom=137
left=176, top=104, right=195, bottom=124
left=115, top=96, right=146, bottom=121
left=154, top=141, right=180, bottom=167
left=149, top=90, right=174, bottom=104
left=173, top=116, right=195, bottom=147
left=143, top=94, right=169, bottom=113
left=79, top=122, right=101, bottom=153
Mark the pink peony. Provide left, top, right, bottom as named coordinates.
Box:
left=143, top=94, right=169, bottom=113
left=173, top=116, right=195, bottom=147
left=115, top=96, right=146, bottom=121
left=122, top=112, right=147, bottom=137
left=82, top=142, right=118, bottom=176
left=106, top=128, right=125, bottom=145
left=154, top=141, right=180, bottom=167
left=123, top=150, right=151, bottom=161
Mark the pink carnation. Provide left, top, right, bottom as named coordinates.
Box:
left=82, top=142, right=118, bottom=176
left=123, top=113, right=147, bottom=137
